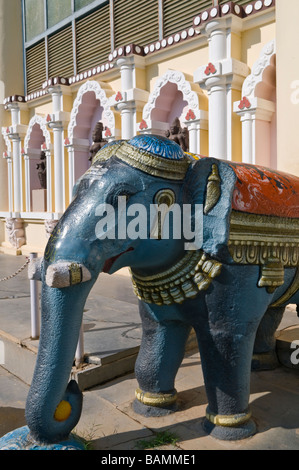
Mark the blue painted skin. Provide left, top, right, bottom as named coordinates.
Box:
left=6, top=134, right=299, bottom=447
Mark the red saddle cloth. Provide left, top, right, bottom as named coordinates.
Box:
left=228, top=163, right=299, bottom=219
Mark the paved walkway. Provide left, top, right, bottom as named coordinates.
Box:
left=0, top=253, right=299, bottom=450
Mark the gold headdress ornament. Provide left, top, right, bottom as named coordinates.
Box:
left=92, top=134, right=192, bottom=181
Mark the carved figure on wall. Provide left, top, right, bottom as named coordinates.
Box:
left=5, top=218, right=26, bottom=250
left=165, top=117, right=189, bottom=152
left=3, top=134, right=299, bottom=449
left=89, top=122, right=108, bottom=162
left=36, top=151, right=47, bottom=190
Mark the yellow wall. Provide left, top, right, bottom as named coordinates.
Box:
left=241, top=21, right=276, bottom=69
left=0, top=0, right=24, bottom=213
left=276, top=0, right=299, bottom=176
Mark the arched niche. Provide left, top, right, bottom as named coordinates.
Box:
left=139, top=70, right=208, bottom=155
left=235, top=40, right=277, bottom=168
left=66, top=80, right=116, bottom=192
left=24, top=115, right=51, bottom=212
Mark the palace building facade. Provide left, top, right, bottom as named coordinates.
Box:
left=0, top=0, right=298, bottom=256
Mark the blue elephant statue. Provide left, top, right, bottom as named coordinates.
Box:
left=2, top=134, right=299, bottom=448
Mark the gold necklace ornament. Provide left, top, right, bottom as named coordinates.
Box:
left=130, top=250, right=222, bottom=306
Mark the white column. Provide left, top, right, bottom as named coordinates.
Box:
left=194, top=16, right=249, bottom=161
left=52, top=125, right=65, bottom=214
left=11, top=136, right=22, bottom=214
left=240, top=114, right=254, bottom=164
left=24, top=154, right=31, bottom=212
left=115, top=56, right=136, bottom=140
left=47, top=85, right=70, bottom=215
left=45, top=149, right=52, bottom=213
left=208, top=80, right=227, bottom=158
left=234, top=97, right=276, bottom=166
left=119, top=103, right=136, bottom=140
left=67, top=146, right=75, bottom=203
left=4, top=155, right=13, bottom=213
left=184, top=112, right=209, bottom=155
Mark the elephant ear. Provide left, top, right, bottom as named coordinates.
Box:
left=183, top=157, right=237, bottom=262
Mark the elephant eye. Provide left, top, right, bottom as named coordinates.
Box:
left=154, top=189, right=176, bottom=207
left=107, top=187, right=135, bottom=206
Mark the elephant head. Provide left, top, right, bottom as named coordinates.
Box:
left=26, top=134, right=226, bottom=444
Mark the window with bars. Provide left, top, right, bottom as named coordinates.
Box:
left=48, top=25, right=74, bottom=78
left=114, top=0, right=159, bottom=48
left=26, top=40, right=47, bottom=94
left=163, top=0, right=211, bottom=37
left=76, top=4, right=111, bottom=73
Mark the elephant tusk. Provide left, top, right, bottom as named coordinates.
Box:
left=46, top=261, right=92, bottom=288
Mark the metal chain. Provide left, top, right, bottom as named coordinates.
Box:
left=0, top=257, right=30, bottom=282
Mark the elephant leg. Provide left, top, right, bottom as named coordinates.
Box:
left=252, top=306, right=285, bottom=371
left=195, top=266, right=271, bottom=441
left=195, top=322, right=258, bottom=441
left=134, top=301, right=191, bottom=417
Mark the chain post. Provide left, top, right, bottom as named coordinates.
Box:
left=29, top=253, right=40, bottom=340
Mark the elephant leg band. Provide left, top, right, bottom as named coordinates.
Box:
left=205, top=407, right=252, bottom=427
left=135, top=388, right=177, bottom=407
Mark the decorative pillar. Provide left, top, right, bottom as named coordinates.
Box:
left=183, top=109, right=209, bottom=155
left=112, top=55, right=149, bottom=139
left=3, top=152, right=13, bottom=213
left=5, top=102, right=27, bottom=214
left=46, top=85, right=70, bottom=216
left=234, top=97, right=276, bottom=166
left=194, top=15, right=249, bottom=160
left=64, top=137, right=89, bottom=202
left=22, top=150, right=31, bottom=212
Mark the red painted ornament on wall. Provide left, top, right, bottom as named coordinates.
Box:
left=238, top=97, right=251, bottom=110
left=204, top=63, right=216, bottom=76
left=105, top=127, right=112, bottom=137
left=139, top=119, right=148, bottom=130
left=115, top=92, right=123, bottom=102
left=185, top=109, right=196, bottom=121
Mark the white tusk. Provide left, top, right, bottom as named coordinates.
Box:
left=46, top=262, right=92, bottom=288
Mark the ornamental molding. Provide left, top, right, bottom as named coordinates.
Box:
left=68, top=80, right=115, bottom=140
left=242, top=39, right=276, bottom=99
left=142, top=70, right=204, bottom=124
left=2, top=127, right=12, bottom=157
left=24, top=115, right=51, bottom=153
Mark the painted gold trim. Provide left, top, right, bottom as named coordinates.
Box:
left=130, top=250, right=222, bottom=306
left=206, top=408, right=252, bottom=427
left=135, top=388, right=177, bottom=407
left=229, top=211, right=299, bottom=267
left=93, top=141, right=191, bottom=180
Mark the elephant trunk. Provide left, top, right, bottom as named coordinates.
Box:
left=25, top=261, right=96, bottom=444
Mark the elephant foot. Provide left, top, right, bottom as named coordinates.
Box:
left=0, top=426, right=85, bottom=450
left=203, top=407, right=256, bottom=441
left=133, top=388, right=178, bottom=417
left=251, top=350, right=280, bottom=371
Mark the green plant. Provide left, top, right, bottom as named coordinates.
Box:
left=136, top=430, right=179, bottom=449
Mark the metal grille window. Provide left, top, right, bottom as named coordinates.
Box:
left=26, top=40, right=47, bottom=94
left=114, top=0, right=159, bottom=48
left=75, top=4, right=111, bottom=73
left=48, top=26, right=74, bottom=78
left=163, top=0, right=211, bottom=37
